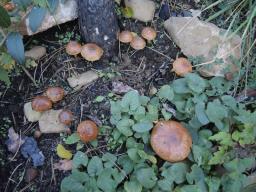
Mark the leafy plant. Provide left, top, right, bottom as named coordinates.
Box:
left=61, top=73, right=256, bottom=192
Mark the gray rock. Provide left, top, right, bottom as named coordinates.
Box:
left=67, top=70, right=99, bottom=89
left=39, top=110, right=67, bottom=133
left=164, top=17, right=241, bottom=77
left=25, top=46, right=46, bottom=60
left=24, top=102, right=42, bottom=122
left=19, top=0, right=77, bottom=35
left=125, top=0, right=155, bottom=22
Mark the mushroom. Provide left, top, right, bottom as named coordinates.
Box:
left=171, top=57, right=192, bottom=76
left=150, top=120, right=192, bottom=162
left=77, top=120, right=99, bottom=143
left=141, top=27, right=157, bottom=41
left=118, top=30, right=133, bottom=43
left=46, top=87, right=64, bottom=103
left=130, top=36, right=146, bottom=50
left=81, top=43, right=103, bottom=61
left=59, top=110, right=73, bottom=125
left=4, top=2, right=15, bottom=11
left=32, top=96, right=52, bottom=112
left=34, top=130, right=42, bottom=139
left=66, top=41, right=82, bottom=56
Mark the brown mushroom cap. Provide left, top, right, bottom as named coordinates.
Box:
left=81, top=43, right=103, bottom=61
left=171, top=57, right=192, bottom=76
left=141, top=27, right=157, bottom=41
left=150, top=120, right=192, bottom=162
left=59, top=110, right=73, bottom=125
left=4, top=2, right=15, bottom=11
left=118, top=30, right=133, bottom=43
left=130, top=36, right=146, bottom=50
left=66, top=41, right=82, bottom=56
left=46, top=87, right=64, bottom=103
left=34, top=130, right=42, bottom=139
left=77, top=120, right=99, bottom=142
left=31, top=96, right=52, bottom=112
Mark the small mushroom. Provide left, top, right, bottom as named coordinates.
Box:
left=66, top=41, right=82, bottom=56
left=77, top=120, right=99, bottom=143
left=4, top=2, right=15, bottom=11
left=59, top=110, right=73, bottom=125
left=32, top=96, right=52, bottom=112
left=130, top=36, right=146, bottom=50
left=141, top=27, right=157, bottom=41
left=171, top=57, right=192, bottom=76
left=118, top=30, right=133, bottom=43
left=150, top=120, right=192, bottom=162
left=34, top=130, right=42, bottom=139
left=81, top=43, right=103, bottom=61
left=46, top=87, right=64, bottom=103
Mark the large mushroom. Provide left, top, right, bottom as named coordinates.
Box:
left=81, top=43, right=103, bottom=61
left=77, top=120, right=99, bottom=143
left=171, top=57, right=192, bottom=76
left=46, top=87, right=64, bottom=103
left=150, top=120, right=192, bottom=162
left=31, top=96, right=52, bottom=112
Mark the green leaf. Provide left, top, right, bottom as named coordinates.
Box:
left=192, top=145, right=211, bottom=166
left=224, top=158, right=255, bottom=173
left=97, top=168, right=117, bottom=192
left=195, top=102, right=209, bottom=125
left=72, top=151, right=88, bottom=169
left=186, top=164, right=205, bottom=184
left=161, top=108, right=172, bottom=120
left=33, top=0, right=47, bottom=7
left=185, top=73, right=207, bottom=93
left=208, top=146, right=229, bottom=165
left=158, top=85, right=174, bottom=101
left=127, top=148, right=140, bottom=162
left=118, top=155, right=134, bottom=174
left=145, top=104, right=158, bottom=121
left=133, top=106, right=146, bottom=121
left=0, top=5, right=11, bottom=28
left=94, top=96, right=105, bottom=103
left=6, top=32, right=25, bottom=64
left=205, top=177, right=221, bottom=192
left=232, top=124, right=255, bottom=145
left=116, top=119, right=134, bottom=136
left=61, top=176, right=85, bottom=192
left=132, top=121, right=153, bottom=133
left=137, top=150, right=157, bottom=164
left=47, top=0, right=59, bottom=14
left=172, top=78, right=191, bottom=94
left=136, top=167, right=157, bottom=189
left=102, top=153, right=117, bottom=168
left=209, top=132, right=233, bottom=146
left=162, top=163, right=189, bottom=184
left=65, top=133, right=80, bottom=144
left=28, top=7, right=47, bottom=32
left=124, top=180, right=142, bottom=192
left=87, top=156, right=103, bottom=177
left=0, top=67, right=10, bottom=86
left=179, top=185, right=201, bottom=192
left=71, top=169, right=89, bottom=183
left=122, top=6, right=133, bottom=18
left=121, top=90, right=140, bottom=112
left=158, top=178, right=173, bottom=191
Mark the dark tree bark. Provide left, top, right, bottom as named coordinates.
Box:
left=77, top=0, right=119, bottom=59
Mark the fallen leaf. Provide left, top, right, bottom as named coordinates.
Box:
left=112, top=81, right=134, bottom=94
left=5, top=128, right=25, bottom=153
left=25, top=168, right=38, bottom=182
left=57, top=144, right=72, bottom=160
left=54, top=160, right=72, bottom=171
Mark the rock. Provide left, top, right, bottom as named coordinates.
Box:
left=67, top=70, right=99, bottom=89
left=125, top=0, right=155, bottom=22
left=19, top=0, right=77, bottom=35
left=112, top=81, right=134, bottom=94
left=25, top=168, right=38, bottom=182
left=164, top=17, right=241, bottom=77
left=25, top=46, right=46, bottom=60
left=24, top=102, right=42, bottom=122
left=39, top=110, right=67, bottom=133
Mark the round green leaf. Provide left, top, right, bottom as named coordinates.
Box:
left=0, top=5, right=11, bottom=28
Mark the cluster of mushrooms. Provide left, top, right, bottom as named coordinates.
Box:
left=31, top=87, right=99, bottom=143
left=118, top=26, right=157, bottom=50
left=66, top=41, right=104, bottom=62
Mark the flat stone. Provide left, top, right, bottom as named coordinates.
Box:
left=67, top=70, right=99, bottom=89
left=24, top=102, right=42, bottom=122
left=164, top=17, right=241, bottom=77
left=125, top=0, right=155, bottom=22
left=39, top=110, right=67, bottom=133
left=19, top=0, right=77, bottom=35
left=25, top=46, right=46, bottom=60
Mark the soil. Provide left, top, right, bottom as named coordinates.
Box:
left=0, top=2, right=199, bottom=191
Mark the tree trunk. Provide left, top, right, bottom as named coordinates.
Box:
left=77, top=0, right=119, bottom=60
